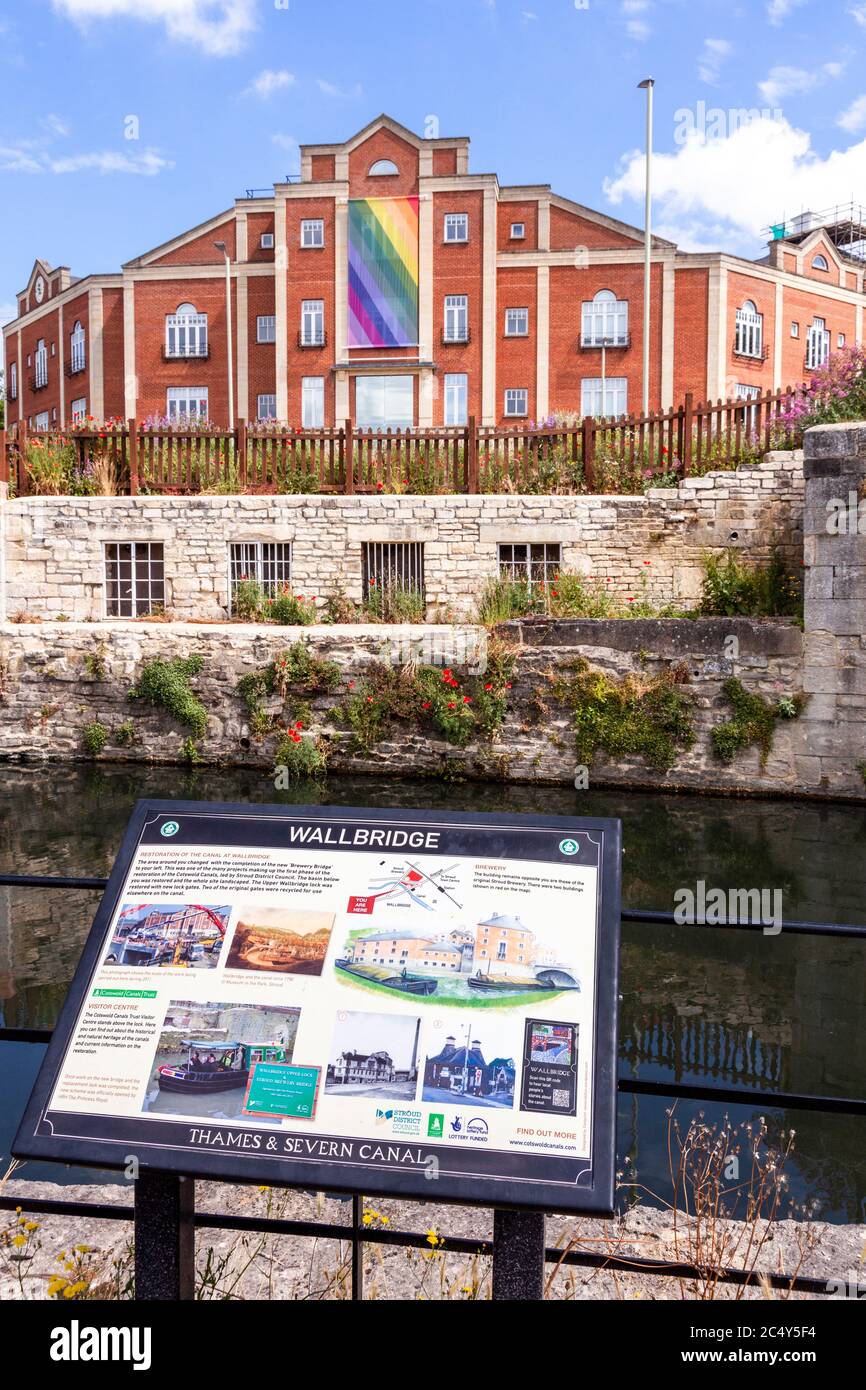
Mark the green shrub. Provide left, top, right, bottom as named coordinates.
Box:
left=551, top=658, right=695, bottom=772
left=264, top=589, right=316, bottom=625
left=129, top=654, right=207, bottom=738
left=698, top=549, right=801, bottom=619
left=711, top=678, right=804, bottom=767
left=362, top=582, right=427, bottom=624
left=114, top=719, right=136, bottom=747
left=82, top=721, right=108, bottom=756
left=231, top=577, right=264, bottom=621
left=274, top=731, right=328, bottom=781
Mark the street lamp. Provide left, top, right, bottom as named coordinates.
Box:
left=638, top=78, right=654, bottom=417
left=214, top=240, right=235, bottom=429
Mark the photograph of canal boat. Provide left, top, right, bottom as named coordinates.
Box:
left=142, top=999, right=300, bottom=1120
left=325, top=1010, right=422, bottom=1101
left=225, top=906, right=335, bottom=976
left=103, top=902, right=232, bottom=969
left=422, top=1018, right=517, bottom=1109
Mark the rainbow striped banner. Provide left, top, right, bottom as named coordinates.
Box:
left=348, top=196, right=419, bottom=349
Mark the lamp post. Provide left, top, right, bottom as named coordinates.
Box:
left=638, top=78, right=654, bottom=418
left=214, top=240, right=234, bottom=429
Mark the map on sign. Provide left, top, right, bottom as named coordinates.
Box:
left=349, top=859, right=463, bottom=916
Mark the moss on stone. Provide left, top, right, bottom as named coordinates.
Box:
left=128, top=654, right=207, bottom=739
left=550, top=656, right=695, bottom=773
left=711, top=678, right=804, bottom=768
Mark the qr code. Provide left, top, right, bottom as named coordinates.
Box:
left=552, top=1088, right=570, bottom=1108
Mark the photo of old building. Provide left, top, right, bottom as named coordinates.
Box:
left=325, top=1010, right=421, bottom=1100
left=422, top=1022, right=516, bottom=1109
left=226, top=906, right=335, bottom=976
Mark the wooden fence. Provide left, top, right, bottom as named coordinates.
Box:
left=0, top=388, right=800, bottom=498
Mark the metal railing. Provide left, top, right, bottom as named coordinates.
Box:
left=0, top=871, right=862, bottom=1300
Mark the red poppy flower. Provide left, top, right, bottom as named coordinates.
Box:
left=484, top=683, right=493, bottom=691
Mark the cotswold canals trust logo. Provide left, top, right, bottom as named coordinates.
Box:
left=160, top=821, right=180, bottom=838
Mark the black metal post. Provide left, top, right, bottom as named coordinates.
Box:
left=134, top=1170, right=195, bottom=1300
left=492, top=1209, right=546, bottom=1300
left=351, top=1193, right=365, bottom=1301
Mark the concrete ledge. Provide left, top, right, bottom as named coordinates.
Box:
left=499, top=616, right=804, bottom=658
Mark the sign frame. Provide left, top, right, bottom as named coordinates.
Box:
left=14, top=800, right=621, bottom=1216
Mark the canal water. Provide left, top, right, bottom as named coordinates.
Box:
left=1, top=764, right=863, bottom=1221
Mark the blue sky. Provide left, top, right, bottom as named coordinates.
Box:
left=2, top=0, right=866, bottom=359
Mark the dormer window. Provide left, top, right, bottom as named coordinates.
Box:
left=369, top=159, right=399, bottom=176
left=812, top=254, right=829, bottom=272
left=166, top=303, right=208, bottom=359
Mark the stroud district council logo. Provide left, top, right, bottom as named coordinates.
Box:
left=558, top=838, right=579, bottom=856
left=160, top=821, right=180, bottom=837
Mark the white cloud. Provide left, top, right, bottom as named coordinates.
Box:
left=758, top=62, right=843, bottom=105
left=768, top=0, right=808, bottom=23
left=621, top=0, right=651, bottom=41
left=603, top=114, right=866, bottom=255
left=317, top=78, right=363, bottom=99
left=41, top=114, right=69, bottom=137
left=242, top=69, right=294, bottom=100
left=51, top=0, right=257, bottom=57
left=521, top=9, right=538, bottom=19
left=850, top=4, right=866, bottom=27
left=698, top=37, right=732, bottom=85
left=0, top=142, right=173, bottom=175
left=838, top=93, right=866, bottom=132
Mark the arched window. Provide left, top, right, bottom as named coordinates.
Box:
left=166, top=303, right=208, bottom=358
left=734, top=300, right=763, bottom=358
left=581, top=289, right=628, bottom=347
left=812, top=253, right=829, bottom=272
left=368, top=158, right=399, bottom=176
left=70, top=320, right=85, bottom=373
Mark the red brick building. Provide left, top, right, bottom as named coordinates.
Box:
left=4, top=114, right=865, bottom=432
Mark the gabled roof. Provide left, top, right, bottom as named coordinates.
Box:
left=301, top=112, right=469, bottom=157
left=123, top=207, right=237, bottom=269
left=549, top=193, right=676, bottom=250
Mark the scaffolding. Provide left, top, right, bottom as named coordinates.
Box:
left=766, top=201, right=866, bottom=262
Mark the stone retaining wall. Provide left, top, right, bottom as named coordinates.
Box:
left=1, top=613, right=860, bottom=799
left=0, top=451, right=804, bottom=622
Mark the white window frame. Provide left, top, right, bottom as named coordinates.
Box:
left=257, top=393, right=277, bottom=421
left=70, top=397, right=87, bottom=422
left=369, top=159, right=399, bottom=176
left=444, top=212, right=469, bottom=243
left=167, top=386, right=209, bottom=421
left=166, top=303, right=208, bottom=359
left=505, top=307, right=529, bottom=337
left=302, top=376, right=325, bottom=429
left=837, top=332, right=846, bottom=348
left=34, top=339, right=48, bottom=389
left=260, top=232, right=274, bottom=249
left=443, top=294, right=468, bottom=343
left=581, top=376, right=627, bottom=418
left=581, top=290, right=628, bottom=347
left=301, top=299, right=324, bottom=346
left=510, top=222, right=525, bottom=240
left=734, top=301, right=763, bottom=359
left=444, top=373, right=468, bottom=426
left=499, top=542, right=561, bottom=588
left=806, top=317, right=830, bottom=370
left=8, top=362, right=16, bottom=399
left=256, top=315, right=276, bottom=343
left=70, top=320, right=86, bottom=373
left=504, top=388, right=528, bottom=418
left=301, top=218, right=324, bottom=248
left=229, top=542, right=291, bottom=610
left=790, top=321, right=799, bottom=338
left=812, top=254, right=829, bottom=272
left=35, top=411, right=49, bottom=431
left=104, top=541, right=165, bottom=618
